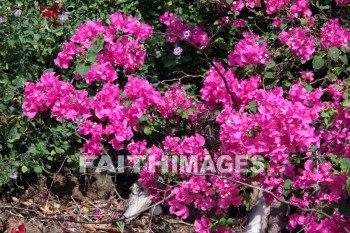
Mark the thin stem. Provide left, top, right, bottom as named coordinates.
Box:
left=0, top=193, right=175, bottom=225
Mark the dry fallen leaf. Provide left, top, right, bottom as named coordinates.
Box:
left=21, top=200, right=33, bottom=206
left=83, top=224, right=96, bottom=232
left=81, top=206, right=89, bottom=213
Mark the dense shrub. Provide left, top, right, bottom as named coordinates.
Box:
left=2, top=0, right=350, bottom=232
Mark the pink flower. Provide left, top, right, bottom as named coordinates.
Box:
left=289, top=0, right=312, bottom=19
left=228, top=32, right=270, bottom=67
left=301, top=71, right=314, bottom=82
left=218, top=16, right=231, bottom=25
left=280, top=28, right=315, bottom=61
left=194, top=216, right=211, bottom=233
left=335, top=0, right=350, bottom=6
left=320, top=19, right=350, bottom=49
left=232, top=19, right=245, bottom=28
left=160, top=12, right=208, bottom=47
left=168, top=200, right=189, bottom=219
left=246, top=0, right=261, bottom=8
left=54, top=42, right=84, bottom=69
left=84, top=62, right=118, bottom=84
left=265, top=0, right=291, bottom=14
left=71, top=21, right=105, bottom=48
left=272, top=17, right=283, bottom=27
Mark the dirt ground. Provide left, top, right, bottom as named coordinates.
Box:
left=0, top=169, right=194, bottom=233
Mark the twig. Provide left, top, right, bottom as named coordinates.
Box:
left=159, top=216, right=194, bottom=227
left=0, top=193, right=175, bottom=225
left=45, top=157, right=68, bottom=209
left=154, top=70, right=204, bottom=86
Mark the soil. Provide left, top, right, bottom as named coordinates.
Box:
left=0, top=168, right=194, bottom=233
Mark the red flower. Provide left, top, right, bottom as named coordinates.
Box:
left=11, top=224, right=26, bottom=233
left=39, top=0, right=63, bottom=20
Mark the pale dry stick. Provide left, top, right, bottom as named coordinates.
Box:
left=0, top=193, right=175, bottom=225
left=71, top=196, right=93, bottom=222
left=70, top=196, right=82, bottom=214
left=186, top=172, right=350, bottom=233
left=158, top=216, right=194, bottom=227
left=111, top=173, right=126, bottom=201
left=45, top=156, right=68, bottom=210
left=148, top=205, right=155, bottom=233
left=154, top=73, right=203, bottom=86
left=8, top=210, right=24, bottom=218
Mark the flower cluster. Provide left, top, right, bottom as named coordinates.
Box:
left=54, top=42, right=85, bottom=69
left=200, top=62, right=262, bottom=109
left=168, top=176, right=241, bottom=220
left=301, top=71, right=314, bottom=82
left=321, top=82, right=350, bottom=159
left=320, top=19, right=350, bottom=49
left=160, top=12, right=209, bottom=47
left=279, top=28, right=315, bottom=61
left=289, top=0, right=312, bottom=19
left=38, top=0, right=64, bottom=27
left=55, top=12, right=152, bottom=73
left=38, top=0, right=63, bottom=20
left=336, top=0, right=350, bottom=6
left=228, top=32, right=270, bottom=67
left=287, top=212, right=350, bottom=232
left=264, top=0, right=291, bottom=14
left=21, top=6, right=350, bottom=233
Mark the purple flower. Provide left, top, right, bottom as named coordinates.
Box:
left=0, top=16, right=4, bottom=24
left=59, top=14, right=69, bottom=23
left=14, top=9, right=22, bottom=17
left=11, top=172, right=18, bottom=180
left=173, top=46, right=183, bottom=56
left=182, top=30, right=191, bottom=39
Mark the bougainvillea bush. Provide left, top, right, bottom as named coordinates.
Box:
left=0, top=0, right=168, bottom=192
left=21, top=0, right=350, bottom=232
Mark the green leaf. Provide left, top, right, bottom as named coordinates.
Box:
left=34, top=166, right=43, bottom=174
left=143, top=127, right=152, bottom=135
left=300, top=18, right=308, bottom=25
left=245, top=101, right=257, bottom=114
left=210, top=222, right=219, bottom=231
left=265, top=60, right=276, bottom=69
left=304, top=82, right=313, bottom=91
left=264, top=72, right=278, bottom=89
left=320, top=108, right=338, bottom=128
left=21, top=166, right=28, bottom=173
left=139, top=115, right=149, bottom=123
left=164, top=59, right=176, bottom=68
left=86, top=50, right=98, bottom=63
left=76, top=63, right=90, bottom=76
left=283, top=179, right=292, bottom=197
left=312, top=55, right=325, bottom=70
left=342, top=99, right=350, bottom=107
left=327, top=72, right=337, bottom=82
left=264, top=72, right=274, bottom=79
left=340, top=54, right=348, bottom=65
left=124, top=101, right=132, bottom=108
left=116, top=222, right=125, bottom=233
left=328, top=47, right=340, bottom=61
left=12, top=77, right=24, bottom=88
